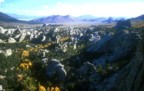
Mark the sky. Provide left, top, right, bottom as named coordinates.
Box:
left=0, top=0, right=144, bottom=18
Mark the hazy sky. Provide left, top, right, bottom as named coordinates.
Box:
left=0, top=0, right=144, bottom=17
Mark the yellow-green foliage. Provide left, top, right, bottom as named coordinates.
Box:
left=21, top=76, right=37, bottom=91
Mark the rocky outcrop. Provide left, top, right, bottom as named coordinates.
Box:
left=87, top=30, right=141, bottom=66
left=93, top=38, right=144, bottom=91
left=71, top=30, right=143, bottom=91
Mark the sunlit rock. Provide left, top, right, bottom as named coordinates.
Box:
left=89, top=32, right=101, bottom=42
left=5, top=49, right=13, bottom=56
left=0, top=50, right=4, bottom=53
left=73, top=43, right=77, bottom=50
left=0, top=75, right=6, bottom=80
left=19, top=33, right=27, bottom=42
left=14, top=34, right=21, bottom=39
left=0, top=85, right=3, bottom=90
left=56, top=35, right=61, bottom=43
left=54, top=28, right=59, bottom=33
left=60, top=43, right=68, bottom=52
left=41, top=35, right=46, bottom=42
left=0, top=39, right=4, bottom=43
left=8, top=37, right=16, bottom=43
left=0, top=26, right=7, bottom=34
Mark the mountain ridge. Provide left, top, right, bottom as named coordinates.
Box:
left=0, top=12, right=42, bottom=26
left=31, top=15, right=81, bottom=24
left=1, top=11, right=144, bottom=24
left=131, top=14, right=144, bottom=21
left=0, top=12, right=19, bottom=22
left=31, top=15, right=128, bottom=24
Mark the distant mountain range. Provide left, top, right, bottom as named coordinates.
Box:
left=0, top=12, right=144, bottom=24
left=7, top=13, right=41, bottom=21
left=0, top=12, right=39, bottom=25
left=0, top=12, right=19, bottom=22
left=77, top=15, right=98, bottom=20
left=31, top=15, right=127, bottom=24
left=31, top=15, right=81, bottom=23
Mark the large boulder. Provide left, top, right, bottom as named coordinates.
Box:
left=4, top=49, right=13, bottom=56
left=89, top=32, right=101, bottom=43
left=0, top=26, right=7, bottom=34
left=0, top=39, right=4, bottom=43
left=14, top=34, right=21, bottom=39
left=41, top=35, right=46, bottom=42
left=13, top=28, right=21, bottom=34
left=0, top=75, right=6, bottom=80
left=0, top=50, right=4, bottom=53
left=31, top=34, right=46, bottom=44
left=8, top=37, right=16, bottom=43
left=18, top=33, right=27, bottom=42
left=46, top=59, right=67, bottom=82
left=77, top=62, right=97, bottom=77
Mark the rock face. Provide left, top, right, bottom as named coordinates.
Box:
left=46, top=59, right=67, bottom=82
left=93, top=38, right=144, bottom=91
left=87, top=30, right=141, bottom=66
left=72, top=30, right=143, bottom=91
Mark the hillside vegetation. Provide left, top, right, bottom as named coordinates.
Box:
left=0, top=19, right=144, bottom=91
